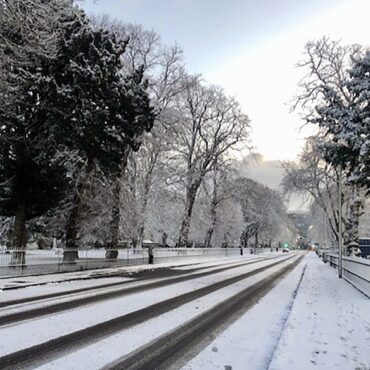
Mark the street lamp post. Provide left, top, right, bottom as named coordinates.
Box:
left=323, top=213, right=327, bottom=263
left=338, top=165, right=343, bottom=278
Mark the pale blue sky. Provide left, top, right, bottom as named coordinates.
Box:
left=82, top=0, right=370, bottom=160
left=82, top=0, right=341, bottom=72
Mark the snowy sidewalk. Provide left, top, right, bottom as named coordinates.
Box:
left=185, top=253, right=370, bottom=370
left=269, top=253, right=370, bottom=370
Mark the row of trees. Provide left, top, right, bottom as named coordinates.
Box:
left=283, top=37, right=370, bottom=255
left=282, top=139, right=364, bottom=251
left=0, top=1, right=293, bottom=264
left=81, top=19, right=295, bottom=250
left=73, top=18, right=294, bottom=250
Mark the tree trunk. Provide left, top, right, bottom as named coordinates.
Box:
left=204, top=228, right=213, bottom=248
left=204, top=174, right=218, bottom=248
left=136, top=193, right=150, bottom=248
left=254, top=232, right=259, bottom=254
left=161, top=232, right=168, bottom=247
left=178, top=184, right=198, bottom=247
left=64, top=160, right=93, bottom=262
left=137, top=150, right=159, bottom=247
left=204, top=207, right=217, bottom=248
left=240, top=230, right=249, bottom=248
left=109, top=178, right=120, bottom=250
left=10, top=191, right=27, bottom=266
left=109, top=147, right=131, bottom=252
left=64, top=189, right=82, bottom=262
left=344, top=186, right=363, bottom=255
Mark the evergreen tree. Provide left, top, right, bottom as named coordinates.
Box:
left=345, top=51, right=370, bottom=191
left=0, top=0, right=72, bottom=264
left=38, top=10, right=154, bottom=259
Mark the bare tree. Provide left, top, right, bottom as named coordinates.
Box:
left=292, top=37, right=367, bottom=251
left=171, top=79, right=250, bottom=246
left=240, top=209, right=262, bottom=248
left=235, top=177, right=286, bottom=249
left=202, top=160, right=236, bottom=247
left=282, top=137, right=365, bottom=252
left=0, top=0, right=73, bottom=100
left=93, top=19, right=186, bottom=109
left=93, top=18, right=187, bottom=248
left=281, top=138, right=341, bottom=240
left=293, top=37, right=361, bottom=116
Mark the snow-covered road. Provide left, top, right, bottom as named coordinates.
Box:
left=0, top=252, right=367, bottom=370
left=0, top=253, right=300, bottom=369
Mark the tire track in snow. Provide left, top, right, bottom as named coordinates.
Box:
left=0, top=257, right=278, bottom=326
left=102, top=255, right=305, bottom=370
left=0, top=255, right=298, bottom=369
left=0, top=257, right=267, bottom=308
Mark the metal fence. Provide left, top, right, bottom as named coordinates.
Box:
left=327, top=254, right=370, bottom=297
left=153, top=247, right=242, bottom=263
left=359, top=238, right=370, bottom=258
left=0, top=247, right=265, bottom=279
left=0, top=248, right=149, bottom=278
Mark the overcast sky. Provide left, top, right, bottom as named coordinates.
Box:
left=82, top=0, right=370, bottom=161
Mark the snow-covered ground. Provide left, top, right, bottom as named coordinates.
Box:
left=0, top=255, right=293, bottom=359
left=32, top=255, right=299, bottom=370
left=1, top=252, right=368, bottom=370
left=186, top=252, right=370, bottom=370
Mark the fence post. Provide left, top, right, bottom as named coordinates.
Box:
left=148, top=246, right=154, bottom=264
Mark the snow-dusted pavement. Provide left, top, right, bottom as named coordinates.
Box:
left=186, top=252, right=370, bottom=370
left=0, top=252, right=368, bottom=370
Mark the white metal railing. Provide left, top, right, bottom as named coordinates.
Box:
left=0, top=248, right=149, bottom=278
left=327, top=254, right=370, bottom=297
left=154, top=247, right=240, bottom=258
